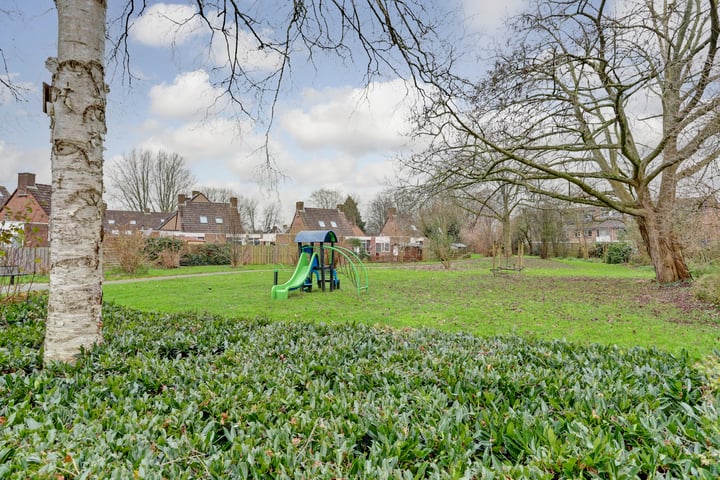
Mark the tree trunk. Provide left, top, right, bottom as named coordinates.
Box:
left=44, top=0, right=107, bottom=364
left=635, top=214, right=692, bottom=284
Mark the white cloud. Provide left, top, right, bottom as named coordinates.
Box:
left=130, top=3, right=204, bottom=47
left=280, top=79, right=415, bottom=155
left=0, top=140, right=51, bottom=190
left=149, top=70, right=226, bottom=120
left=210, top=28, right=283, bottom=72
left=461, top=0, right=527, bottom=34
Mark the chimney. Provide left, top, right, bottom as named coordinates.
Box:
left=387, top=207, right=397, bottom=217
left=178, top=194, right=186, bottom=205
left=230, top=197, right=238, bottom=208
left=191, top=190, right=200, bottom=197
left=17, top=172, right=36, bottom=196
left=296, top=201, right=304, bottom=211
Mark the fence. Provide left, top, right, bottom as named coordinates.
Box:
left=0, top=247, right=50, bottom=273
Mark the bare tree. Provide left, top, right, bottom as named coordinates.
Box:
left=201, top=186, right=240, bottom=204
left=399, top=0, right=720, bottom=283
left=153, top=150, right=196, bottom=212
left=107, top=149, right=153, bottom=212
left=365, top=187, right=417, bottom=235
left=108, top=149, right=195, bottom=213
left=260, top=202, right=281, bottom=232
left=309, top=188, right=343, bottom=209
left=418, top=198, right=464, bottom=269
left=239, top=197, right=259, bottom=233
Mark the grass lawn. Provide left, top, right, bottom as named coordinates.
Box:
left=4, top=258, right=720, bottom=478
left=103, top=257, right=720, bottom=359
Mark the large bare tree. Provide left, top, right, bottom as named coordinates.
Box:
left=399, top=0, right=720, bottom=283
left=108, top=149, right=195, bottom=213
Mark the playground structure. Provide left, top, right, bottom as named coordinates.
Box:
left=491, top=242, right=525, bottom=276
left=271, top=230, right=369, bottom=300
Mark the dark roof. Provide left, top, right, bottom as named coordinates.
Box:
left=25, top=184, right=52, bottom=215
left=158, top=197, right=243, bottom=234
left=295, top=230, right=338, bottom=243
left=104, top=210, right=168, bottom=231
left=293, top=207, right=365, bottom=237
left=0, top=186, right=9, bottom=209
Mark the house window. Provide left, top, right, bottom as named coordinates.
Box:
left=200, top=216, right=208, bottom=224
left=586, top=230, right=593, bottom=237
left=330, top=221, right=338, bottom=228
left=318, top=221, right=326, bottom=227
left=108, top=219, right=115, bottom=225
left=215, top=217, right=224, bottom=224
left=375, top=241, right=390, bottom=253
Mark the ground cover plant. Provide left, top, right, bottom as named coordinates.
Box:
left=103, top=258, right=720, bottom=358
left=1, top=296, right=719, bottom=478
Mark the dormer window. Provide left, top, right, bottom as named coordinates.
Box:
left=330, top=221, right=338, bottom=228
left=108, top=219, right=115, bottom=225
left=318, top=221, right=326, bottom=227
left=129, top=220, right=137, bottom=225
left=200, top=216, right=208, bottom=224
left=215, top=217, right=224, bottom=224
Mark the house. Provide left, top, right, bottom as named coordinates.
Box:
left=103, top=210, right=168, bottom=236
left=287, top=201, right=365, bottom=238
left=156, top=192, right=243, bottom=243
left=561, top=207, right=627, bottom=257
left=376, top=207, right=425, bottom=261
left=0, top=172, right=52, bottom=247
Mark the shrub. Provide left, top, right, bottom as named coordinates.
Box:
left=693, top=272, right=720, bottom=305
left=106, top=232, right=148, bottom=274
left=144, top=237, right=184, bottom=269
left=180, top=243, right=230, bottom=266
left=1, top=299, right=719, bottom=478
left=597, top=242, right=634, bottom=264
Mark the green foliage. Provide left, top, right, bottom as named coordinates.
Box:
left=180, top=244, right=230, bottom=266
left=1, top=298, right=719, bottom=478
left=144, top=237, right=184, bottom=261
left=597, top=242, right=634, bottom=264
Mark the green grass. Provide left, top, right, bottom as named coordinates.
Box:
left=103, top=257, right=719, bottom=359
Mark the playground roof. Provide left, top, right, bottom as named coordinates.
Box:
left=294, top=230, right=337, bottom=243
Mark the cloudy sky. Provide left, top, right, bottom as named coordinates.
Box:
left=0, top=0, right=526, bottom=224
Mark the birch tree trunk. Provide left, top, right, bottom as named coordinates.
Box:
left=44, top=0, right=107, bottom=364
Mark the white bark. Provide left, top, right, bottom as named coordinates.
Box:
left=44, top=0, right=107, bottom=364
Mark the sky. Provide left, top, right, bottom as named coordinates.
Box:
left=0, top=0, right=527, bottom=225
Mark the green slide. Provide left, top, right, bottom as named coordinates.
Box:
left=271, top=252, right=317, bottom=300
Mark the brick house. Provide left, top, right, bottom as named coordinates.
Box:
left=0, top=172, right=51, bottom=247
left=287, top=201, right=365, bottom=238
left=377, top=207, right=425, bottom=261
left=156, top=192, right=243, bottom=243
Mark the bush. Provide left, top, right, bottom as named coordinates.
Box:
left=2, top=299, right=719, bottom=478
left=144, top=237, right=184, bottom=269
left=597, top=242, right=634, bottom=264
left=107, top=232, right=148, bottom=274
left=180, top=243, right=230, bottom=266
left=693, top=272, right=720, bottom=305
